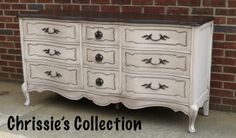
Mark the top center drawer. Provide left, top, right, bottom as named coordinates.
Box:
left=82, top=23, right=119, bottom=46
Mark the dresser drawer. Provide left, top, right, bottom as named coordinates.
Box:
left=26, top=62, right=81, bottom=88
left=84, top=68, right=119, bottom=94
left=123, top=50, right=190, bottom=76
left=82, top=23, right=119, bottom=46
left=123, top=74, right=189, bottom=103
left=122, top=26, right=191, bottom=51
left=25, top=42, right=80, bottom=64
left=83, top=46, right=119, bottom=68
left=22, top=19, right=80, bottom=42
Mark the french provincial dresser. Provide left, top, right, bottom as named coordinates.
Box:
left=18, top=10, right=214, bottom=133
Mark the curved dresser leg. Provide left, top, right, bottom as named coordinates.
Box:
left=203, top=100, right=209, bottom=116
left=189, top=105, right=198, bottom=133
left=21, top=83, right=30, bottom=106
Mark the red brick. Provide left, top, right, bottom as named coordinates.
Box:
left=223, top=98, right=236, bottom=105
left=20, top=0, right=36, bottom=2
left=211, top=73, right=235, bottom=81
left=203, top=0, right=226, bottom=7
left=122, top=6, right=142, bottom=13
left=101, top=6, right=120, bottom=13
left=224, top=66, right=236, bottom=73
left=0, top=17, right=13, bottom=22
left=111, top=0, right=131, bottom=4
left=45, top=4, right=62, bottom=10
left=0, top=48, right=7, bottom=53
left=211, top=65, right=222, bottom=72
left=212, top=49, right=224, bottom=56
left=63, top=5, right=80, bottom=11
left=210, top=96, right=221, bottom=104
left=226, top=35, right=236, bottom=41
left=213, top=42, right=236, bottom=49
left=54, top=0, right=71, bottom=3
left=216, top=9, right=236, bottom=16
left=82, top=5, right=99, bottom=12
left=38, top=0, right=53, bottom=3
left=8, top=61, right=22, bottom=67
left=8, top=49, right=21, bottom=54
left=213, top=57, right=236, bottom=65
left=6, top=23, right=19, bottom=29
left=5, top=0, right=19, bottom=3
left=144, top=7, right=164, bottom=14
left=133, top=0, right=153, bottom=5
left=72, top=0, right=89, bottom=4
left=2, top=66, right=15, bottom=73
left=214, top=17, right=226, bottom=24
left=229, top=0, right=236, bottom=7
left=155, top=0, right=176, bottom=5
left=178, top=0, right=200, bottom=6
left=16, top=68, right=23, bottom=74
left=227, top=18, right=236, bottom=25
left=167, top=7, right=189, bottom=15
left=211, top=80, right=223, bottom=88
left=0, top=4, right=10, bottom=9
left=4, top=10, right=19, bottom=16
left=211, top=89, right=234, bottom=97
left=213, top=33, right=225, bottom=41
left=225, top=50, right=236, bottom=58
left=224, top=82, right=236, bottom=90
left=15, top=56, right=22, bottom=61
left=0, top=72, right=9, bottom=78
left=11, top=4, right=26, bottom=10
left=210, top=104, right=232, bottom=112
left=91, top=0, right=110, bottom=4
left=0, top=61, right=7, bottom=66
left=1, top=55, right=15, bottom=60
left=192, top=8, right=213, bottom=15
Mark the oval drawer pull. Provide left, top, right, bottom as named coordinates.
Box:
left=42, top=27, right=60, bottom=34
left=94, top=30, right=103, bottom=40
left=95, top=53, right=103, bottom=62
left=142, top=58, right=169, bottom=65
left=96, top=77, right=104, bottom=86
left=43, top=49, right=61, bottom=56
left=45, top=71, right=62, bottom=78
left=142, top=83, right=168, bottom=90
left=142, top=34, right=169, bottom=41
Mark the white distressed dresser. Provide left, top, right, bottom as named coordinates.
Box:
left=18, top=11, right=214, bottom=133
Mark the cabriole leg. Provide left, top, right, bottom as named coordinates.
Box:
left=203, top=100, right=209, bottom=116
left=21, top=83, right=30, bottom=106
left=189, top=105, right=198, bottom=133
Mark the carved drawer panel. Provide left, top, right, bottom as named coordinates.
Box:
left=82, top=23, right=119, bottom=46
left=123, top=73, right=189, bottom=103
left=25, top=42, right=80, bottom=64
left=122, top=26, right=191, bottom=51
left=83, top=46, right=119, bottom=68
left=22, top=19, right=80, bottom=42
left=26, top=62, right=81, bottom=88
left=123, top=50, right=190, bottom=76
left=84, top=68, right=119, bottom=94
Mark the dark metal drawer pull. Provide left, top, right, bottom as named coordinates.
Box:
left=95, top=53, right=103, bottom=62
left=142, top=58, right=169, bottom=65
left=96, top=77, right=104, bottom=86
left=142, top=34, right=169, bottom=41
left=94, top=30, right=103, bottom=40
left=45, top=71, right=62, bottom=78
left=42, top=27, right=60, bottom=34
left=43, top=49, right=61, bottom=56
left=142, top=83, right=168, bottom=90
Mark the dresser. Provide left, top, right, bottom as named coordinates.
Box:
left=18, top=11, right=214, bottom=133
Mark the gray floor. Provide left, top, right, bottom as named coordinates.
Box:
left=0, top=81, right=236, bottom=138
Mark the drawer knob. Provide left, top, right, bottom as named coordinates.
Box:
left=142, top=34, right=169, bottom=41
left=142, top=58, right=169, bottom=65
left=96, top=77, right=104, bottom=86
left=45, top=71, right=62, bottom=78
left=43, top=49, right=61, bottom=56
left=95, top=30, right=103, bottom=40
left=142, top=83, right=168, bottom=90
left=42, top=27, right=60, bottom=34
left=95, top=53, right=103, bottom=62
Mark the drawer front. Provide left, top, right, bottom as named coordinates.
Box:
left=84, top=68, right=119, bottom=94
left=123, top=74, right=189, bottom=103
left=82, top=24, right=119, bottom=46
left=123, top=50, right=190, bottom=76
left=23, top=20, right=80, bottom=42
left=122, top=26, right=191, bottom=51
left=83, top=46, right=119, bottom=68
left=25, top=42, right=80, bottom=64
left=27, top=62, right=81, bottom=88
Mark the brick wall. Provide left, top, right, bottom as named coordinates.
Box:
left=0, top=0, right=235, bottom=112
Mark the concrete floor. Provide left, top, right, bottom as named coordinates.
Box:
left=0, top=81, right=236, bottom=138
